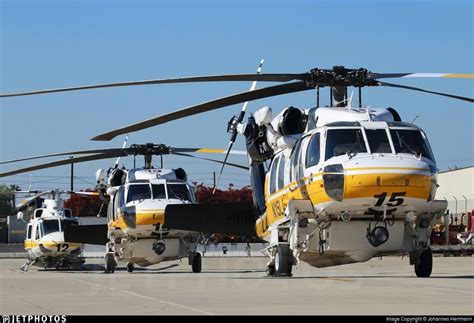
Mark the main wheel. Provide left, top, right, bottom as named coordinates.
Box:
left=192, top=252, right=202, bottom=273
left=274, top=245, right=293, bottom=277
left=266, top=264, right=276, bottom=276
left=415, top=247, right=432, bottom=278
left=126, top=262, right=134, bottom=273
left=104, top=253, right=116, bottom=274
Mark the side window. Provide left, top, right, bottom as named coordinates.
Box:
left=269, top=156, right=280, bottom=194
left=35, top=224, right=40, bottom=239
left=26, top=224, right=32, bottom=240
left=114, top=186, right=125, bottom=220
left=305, top=133, right=320, bottom=168
left=277, top=157, right=285, bottom=190
left=290, top=139, right=303, bottom=182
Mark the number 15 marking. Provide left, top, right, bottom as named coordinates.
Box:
left=373, top=192, right=406, bottom=207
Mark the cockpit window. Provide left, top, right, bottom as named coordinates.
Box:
left=325, top=129, right=367, bottom=160
left=365, top=129, right=392, bottom=153
left=152, top=184, right=166, bottom=199
left=41, top=219, right=59, bottom=236
left=127, top=184, right=151, bottom=203
left=167, top=184, right=191, bottom=202
left=390, top=129, right=434, bottom=160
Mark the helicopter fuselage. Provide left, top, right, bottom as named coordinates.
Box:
left=104, top=168, right=201, bottom=270
left=251, top=106, right=446, bottom=273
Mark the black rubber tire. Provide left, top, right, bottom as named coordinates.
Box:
left=126, top=263, right=134, bottom=273
left=104, top=253, right=115, bottom=274
left=275, top=245, right=293, bottom=277
left=415, top=247, right=432, bottom=278
left=192, top=252, right=202, bottom=273
left=266, top=264, right=276, bottom=276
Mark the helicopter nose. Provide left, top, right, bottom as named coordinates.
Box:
left=342, top=158, right=432, bottom=202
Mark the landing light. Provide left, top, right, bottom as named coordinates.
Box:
left=152, top=241, right=166, bottom=255
left=367, top=225, right=389, bottom=247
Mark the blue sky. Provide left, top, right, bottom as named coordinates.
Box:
left=0, top=0, right=473, bottom=191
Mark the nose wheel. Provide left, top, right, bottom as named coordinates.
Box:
left=191, top=252, right=202, bottom=273
left=104, top=253, right=116, bottom=274
left=414, top=247, right=432, bottom=278
left=127, top=262, right=134, bottom=273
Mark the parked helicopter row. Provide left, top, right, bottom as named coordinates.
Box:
left=1, top=63, right=472, bottom=277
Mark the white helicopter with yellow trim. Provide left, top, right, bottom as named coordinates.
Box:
left=15, top=190, right=87, bottom=271
left=1, top=65, right=472, bottom=278
left=1, top=143, right=247, bottom=273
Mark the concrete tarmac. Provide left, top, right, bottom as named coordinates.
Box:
left=0, top=256, right=472, bottom=315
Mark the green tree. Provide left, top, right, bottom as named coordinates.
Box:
left=0, top=184, right=20, bottom=214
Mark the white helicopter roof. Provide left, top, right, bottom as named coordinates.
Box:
left=127, top=168, right=180, bottom=182
left=311, top=107, right=395, bottom=128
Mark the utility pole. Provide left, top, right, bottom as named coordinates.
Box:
left=213, top=172, right=216, bottom=188
left=70, top=156, right=74, bottom=191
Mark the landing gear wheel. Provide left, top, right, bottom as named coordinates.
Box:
left=104, top=253, right=116, bottom=274
left=192, top=252, right=202, bottom=273
left=127, top=263, right=134, bottom=273
left=415, top=247, right=432, bottom=278
left=266, top=264, right=276, bottom=276
left=274, top=245, right=293, bottom=277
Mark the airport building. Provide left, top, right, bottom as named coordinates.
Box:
left=435, top=166, right=474, bottom=216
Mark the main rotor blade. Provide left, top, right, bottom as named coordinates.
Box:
left=171, top=152, right=248, bottom=170
left=170, top=147, right=246, bottom=155
left=0, top=148, right=127, bottom=165
left=0, top=73, right=306, bottom=98
left=92, top=81, right=310, bottom=141
left=370, top=73, right=474, bottom=79
left=17, top=191, right=52, bottom=209
left=0, top=152, right=127, bottom=178
left=378, top=81, right=474, bottom=103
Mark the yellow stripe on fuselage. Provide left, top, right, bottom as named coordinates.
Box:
left=24, top=241, right=81, bottom=249
left=110, top=209, right=165, bottom=231
left=258, top=170, right=432, bottom=238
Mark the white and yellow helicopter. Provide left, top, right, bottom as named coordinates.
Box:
left=0, top=143, right=247, bottom=273
left=1, top=66, right=473, bottom=278
left=14, top=190, right=85, bottom=271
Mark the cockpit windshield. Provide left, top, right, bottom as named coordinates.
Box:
left=365, top=129, right=392, bottom=153
left=41, top=219, right=60, bottom=236
left=167, top=184, right=191, bottom=202
left=152, top=184, right=166, bottom=199
left=325, top=128, right=367, bottom=160
left=390, top=129, right=434, bottom=160
left=126, top=184, right=151, bottom=203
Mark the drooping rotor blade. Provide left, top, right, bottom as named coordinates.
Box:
left=0, top=73, right=306, bottom=98
left=0, top=152, right=127, bottom=178
left=68, top=191, right=99, bottom=196
left=16, top=191, right=52, bottom=209
left=171, top=152, right=248, bottom=171
left=214, top=59, right=264, bottom=193
left=170, top=147, right=247, bottom=155
left=378, top=81, right=474, bottom=103
left=92, top=81, right=310, bottom=141
left=0, top=148, right=128, bottom=165
left=369, top=73, right=474, bottom=80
